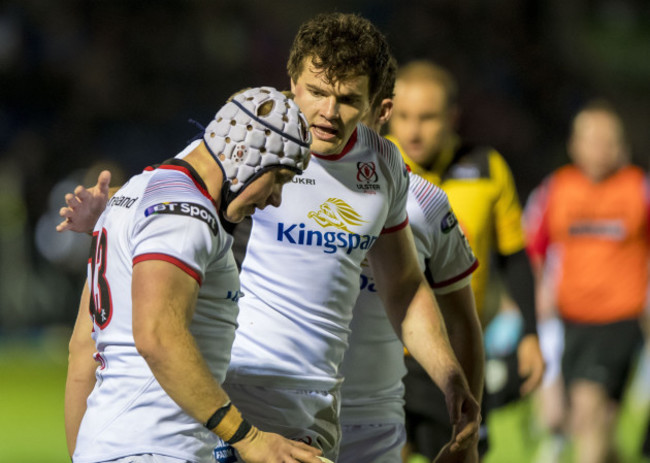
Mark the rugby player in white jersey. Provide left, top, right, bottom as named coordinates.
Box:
left=63, top=87, right=324, bottom=463
left=58, top=14, right=481, bottom=462
left=337, top=64, right=485, bottom=463
left=222, top=13, right=478, bottom=461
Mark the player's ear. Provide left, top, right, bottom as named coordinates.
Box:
left=290, top=79, right=297, bottom=94
left=377, top=98, right=393, bottom=127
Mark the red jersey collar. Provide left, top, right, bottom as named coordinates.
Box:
left=311, top=128, right=358, bottom=161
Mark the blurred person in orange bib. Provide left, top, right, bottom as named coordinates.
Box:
left=524, top=99, right=649, bottom=463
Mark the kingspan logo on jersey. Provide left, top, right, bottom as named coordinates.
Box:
left=277, top=198, right=378, bottom=254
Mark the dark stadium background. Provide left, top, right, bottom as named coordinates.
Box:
left=1, top=1, right=649, bottom=462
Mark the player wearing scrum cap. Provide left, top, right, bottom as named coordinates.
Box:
left=60, top=14, right=480, bottom=463
left=64, top=87, right=323, bottom=463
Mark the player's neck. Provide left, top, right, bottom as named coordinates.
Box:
left=183, top=142, right=225, bottom=203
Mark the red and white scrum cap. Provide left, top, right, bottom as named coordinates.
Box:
left=204, top=86, right=311, bottom=203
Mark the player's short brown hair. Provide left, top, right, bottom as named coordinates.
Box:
left=371, top=55, right=397, bottom=111
left=287, top=12, right=394, bottom=103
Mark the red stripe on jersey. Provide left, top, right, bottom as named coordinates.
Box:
left=431, top=259, right=479, bottom=289
left=157, top=165, right=217, bottom=208
left=381, top=217, right=409, bottom=234
left=133, top=253, right=202, bottom=285
left=144, top=164, right=217, bottom=209
left=311, top=129, right=358, bottom=161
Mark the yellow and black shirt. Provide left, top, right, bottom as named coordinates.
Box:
left=387, top=135, right=526, bottom=316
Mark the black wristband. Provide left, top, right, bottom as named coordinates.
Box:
left=204, top=401, right=232, bottom=430
left=226, top=419, right=253, bottom=445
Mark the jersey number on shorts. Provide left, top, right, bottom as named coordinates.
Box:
left=89, top=228, right=113, bottom=329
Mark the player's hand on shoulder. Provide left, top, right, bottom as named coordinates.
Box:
left=56, top=170, right=111, bottom=233
left=232, top=426, right=323, bottom=462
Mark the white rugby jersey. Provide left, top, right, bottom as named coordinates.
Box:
left=74, top=141, right=240, bottom=463
left=226, top=125, right=409, bottom=391
left=339, top=173, right=478, bottom=424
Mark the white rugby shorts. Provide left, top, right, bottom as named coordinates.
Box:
left=339, top=423, right=406, bottom=463
left=102, top=455, right=191, bottom=463
left=220, top=382, right=341, bottom=461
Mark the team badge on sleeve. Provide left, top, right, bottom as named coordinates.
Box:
left=440, top=210, right=459, bottom=233
left=144, top=202, right=219, bottom=235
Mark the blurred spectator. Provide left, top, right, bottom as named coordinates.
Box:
left=524, top=99, right=649, bottom=463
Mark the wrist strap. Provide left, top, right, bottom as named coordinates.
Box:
left=205, top=401, right=232, bottom=430
left=205, top=401, right=254, bottom=444
left=226, top=419, right=253, bottom=445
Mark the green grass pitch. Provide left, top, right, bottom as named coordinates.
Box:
left=1, top=336, right=648, bottom=463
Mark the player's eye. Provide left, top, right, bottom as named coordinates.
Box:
left=339, top=96, right=358, bottom=105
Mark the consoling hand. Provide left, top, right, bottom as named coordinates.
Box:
left=56, top=170, right=112, bottom=233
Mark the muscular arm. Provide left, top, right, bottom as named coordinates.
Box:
left=498, top=249, right=545, bottom=395
left=368, top=226, right=480, bottom=452
left=132, top=260, right=321, bottom=462
left=132, top=260, right=230, bottom=422
left=64, top=283, right=99, bottom=457
left=436, top=284, right=484, bottom=402
left=432, top=286, right=484, bottom=463
left=368, top=227, right=456, bottom=384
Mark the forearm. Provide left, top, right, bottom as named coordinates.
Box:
left=132, top=261, right=243, bottom=441
left=400, top=282, right=466, bottom=391
left=64, top=285, right=98, bottom=457
left=500, top=249, right=537, bottom=336
left=137, top=322, right=256, bottom=445
left=369, top=227, right=469, bottom=391
left=65, top=354, right=98, bottom=456
left=437, top=286, right=485, bottom=400
left=138, top=327, right=230, bottom=425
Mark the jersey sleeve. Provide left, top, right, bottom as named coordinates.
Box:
left=130, top=185, right=220, bottom=286
left=409, top=174, right=478, bottom=293
left=381, top=137, right=410, bottom=233
left=489, top=150, right=526, bottom=255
